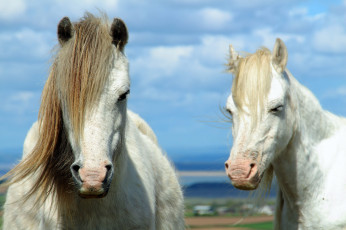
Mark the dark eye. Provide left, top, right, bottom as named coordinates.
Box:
left=118, top=90, right=130, bottom=102
left=222, top=107, right=233, bottom=122
left=270, top=105, right=283, bottom=113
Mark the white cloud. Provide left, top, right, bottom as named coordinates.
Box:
left=289, top=7, right=308, bottom=17
left=53, top=0, right=118, bottom=17
left=135, top=87, right=194, bottom=107
left=313, top=25, right=346, bottom=53
left=2, top=91, right=40, bottom=114
left=323, top=86, right=346, bottom=99
left=0, top=28, right=53, bottom=60
left=253, top=28, right=305, bottom=49
left=86, top=0, right=118, bottom=8
left=131, top=45, right=193, bottom=82
left=0, top=0, right=26, bottom=21
left=198, top=8, right=233, bottom=30
left=130, top=36, right=232, bottom=92
left=228, top=0, right=278, bottom=8
left=197, top=35, right=233, bottom=62
left=288, top=7, right=324, bottom=22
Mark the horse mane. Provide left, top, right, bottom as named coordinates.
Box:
left=230, top=48, right=272, bottom=129
left=2, top=13, right=115, bottom=210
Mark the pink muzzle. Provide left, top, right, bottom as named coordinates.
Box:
left=225, top=158, right=260, bottom=190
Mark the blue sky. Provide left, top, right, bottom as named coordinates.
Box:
left=0, top=0, right=346, bottom=163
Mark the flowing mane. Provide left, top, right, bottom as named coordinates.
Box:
left=228, top=48, right=273, bottom=129
left=3, top=13, right=115, bottom=209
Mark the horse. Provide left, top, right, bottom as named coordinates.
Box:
left=224, top=38, right=346, bottom=229
left=2, top=13, right=185, bottom=230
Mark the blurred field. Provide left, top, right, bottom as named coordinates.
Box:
left=0, top=193, right=4, bottom=228
left=185, top=216, right=273, bottom=229
left=0, top=193, right=274, bottom=229
left=184, top=197, right=274, bottom=229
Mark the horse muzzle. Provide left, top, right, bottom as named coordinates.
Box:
left=71, top=162, right=114, bottom=198
left=225, top=159, right=261, bottom=190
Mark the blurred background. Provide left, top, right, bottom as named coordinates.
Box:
left=1, top=0, right=346, bottom=228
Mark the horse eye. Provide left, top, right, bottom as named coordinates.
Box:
left=118, top=90, right=130, bottom=102
left=270, top=105, right=283, bottom=113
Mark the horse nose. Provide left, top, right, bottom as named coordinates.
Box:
left=225, top=160, right=230, bottom=170
left=225, top=157, right=260, bottom=190
left=71, top=161, right=114, bottom=198
left=228, top=162, right=256, bottom=179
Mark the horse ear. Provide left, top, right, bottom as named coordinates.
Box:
left=110, top=18, right=128, bottom=51
left=227, top=45, right=241, bottom=74
left=272, top=38, right=288, bottom=73
left=57, top=17, right=74, bottom=45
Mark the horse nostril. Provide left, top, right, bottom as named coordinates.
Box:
left=71, top=164, right=80, bottom=173
left=250, top=163, right=256, bottom=169
left=105, top=164, right=112, bottom=172
left=104, top=164, right=114, bottom=182
left=225, top=162, right=229, bottom=169
left=71, top=163, right=82, bottom=183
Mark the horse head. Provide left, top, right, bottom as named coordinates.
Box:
left=55, top=15, right=129, bottom=198
left=225, top=39, right=296, bottom=190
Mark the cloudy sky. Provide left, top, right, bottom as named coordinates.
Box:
left=1, top=0, right=346, bottom=163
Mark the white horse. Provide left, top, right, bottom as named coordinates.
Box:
left=224, top=38, right=346, bottom=229
left=2, top=13, right=185, bottom=230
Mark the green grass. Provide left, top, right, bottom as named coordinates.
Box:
left=235, top=221, right=273, bottom=229
left=0, top=194, right=5, bottom=207
left=188, top=221, right=273, bottom=229
left=0, top=193, right=4, bottom=229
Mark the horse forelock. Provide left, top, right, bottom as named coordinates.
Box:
left=55, top=13, right=114, bottom=143
left=231, top=48, right=272, bottom=129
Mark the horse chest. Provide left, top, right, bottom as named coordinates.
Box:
left=60, top=195, right=154, bottom=230
left=61, top=208, right=153, bottom=230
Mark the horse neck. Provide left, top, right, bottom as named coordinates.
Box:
left=272, top=70, right=341, bottom=213
left=289, top=74, right=338, bottom=143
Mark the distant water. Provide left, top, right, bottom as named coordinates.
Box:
left=174, top=161, right=227, bottom=186
left=174, top=162, right=224, bottom=171
left=179, top=175, right=228, bottom=186
left=183, top=182, right=277, bottom=198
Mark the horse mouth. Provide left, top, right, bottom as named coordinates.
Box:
left=230, top=173, right=261, bottom=190
left=78, top=190, right=108, bottom=199
left=76, top=177, right=112, bottom=199
left=78, top=186, right=109, bottom=199
left=228, top=168, right=262, bottom=190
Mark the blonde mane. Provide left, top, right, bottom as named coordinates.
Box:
left=229, top=48, right=273, bottom=129
left=2, top=13, right=115, bottom=209
left=227, top=47, right=275, bottom=198
left=56, top=13, right=114, bottom=141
